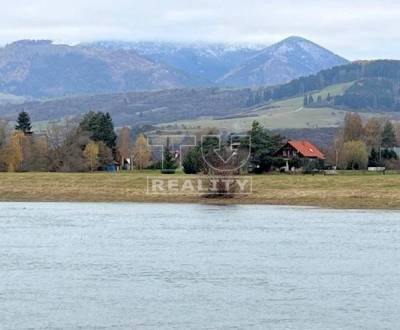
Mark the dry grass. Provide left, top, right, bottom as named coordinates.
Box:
left=1, top=171, right=400, bottom=209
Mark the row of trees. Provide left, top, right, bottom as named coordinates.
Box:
left=0, top=113, right=295, bottom=175
left=303, top=93, right=333, bottom=107
left=181, top=121, right=284, bottom=174
left=0, top=111, right=152, bottom=172
left=303, top=81, right=400, bottom=111
left=327, top=113, right=399, bottom=170
left=334, top=78, right=400, bottom=111
left=182, top=116, right=400, bottom=174
left=2, top=110, right=399, bottom=174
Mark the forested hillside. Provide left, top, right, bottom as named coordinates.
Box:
left=246, top=60, right=400, bottom=111
left=0, top=88, right=253, bottom=126
left=1, top=60, right=400, bottom=130
left=334, top=78, right=400, bottom=110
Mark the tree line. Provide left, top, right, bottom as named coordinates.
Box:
left=2, top=110, right=399, bottom=174
left=180, top=116, right=400, bottom=174
left=326, top=113, right=400, bottom=170
left=181, top=122, right=285, bottom=174
left=246, top=60, right=400, bottom=110
left=0, top=111, right=152, bottom=172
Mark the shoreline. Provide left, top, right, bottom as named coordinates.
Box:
left=1, top=199, right=400, bottom=213
left=1, top=171, right=400, bottom=210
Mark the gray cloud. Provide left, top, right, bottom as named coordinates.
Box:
left=1, top=0, right=400, bottom=60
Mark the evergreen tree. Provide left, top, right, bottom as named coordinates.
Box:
left=79, top=111, right=117, bottom=149
left=381, top=149, right=398, bottom=160
left=317, top=95, right=322, bottom=104
left=249, top=120, right=283, bottom=156
left=308, top=94, right=314, bottom=104
left=15, top=111, right=32, bottom=135
left=163, top=146, right=177, bottom=170
left=248, top=121, right=284, bottom=172
left=200, top=135, right=220, bottom=158
left=182, top=147, right=202, bottom=174
left=162, top=138, right=177, bottom=171
left=368, top=148, right=382, bottom=167
left=303, top=95, right=308, bottom=107
left=381, top=121, right=396, bottom=148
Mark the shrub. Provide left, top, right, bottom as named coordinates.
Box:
left=182, top=148, right=203, bottom=174
left=272, top=157, right=286, bottom=169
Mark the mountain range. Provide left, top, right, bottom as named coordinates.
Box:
left=0, top=37, right=348, bottom=98
left=88, top=41, right=263, bottom=84
left=1, top=60, right=399, bottom=131
left=216, top=36, right=348, bottom=87
left=0, top=40, right=192, bottom=97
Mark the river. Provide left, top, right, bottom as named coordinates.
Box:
left=0, top=202, right=399, bottom=329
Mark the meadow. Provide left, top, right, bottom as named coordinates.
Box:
left=1, top=170, right=399, bottom=209
left=158, top=82, right=392, bottom=132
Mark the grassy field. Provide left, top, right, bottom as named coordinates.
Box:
left=1, top=171, right=400, bottom=209
left=158, top=82, right=390, bottom=132
left=160, top=95, right=346, bottom=131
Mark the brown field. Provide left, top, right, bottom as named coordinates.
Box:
left=1, top=171, right=400, bottom=209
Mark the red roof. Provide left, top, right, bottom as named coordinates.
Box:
left=287, top=140, right=325, bottom=160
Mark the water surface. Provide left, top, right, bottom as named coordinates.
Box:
left=0, top=202, right=400, bottom=329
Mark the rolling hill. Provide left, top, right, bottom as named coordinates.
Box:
left=1, top=60, right=399, bottom=133
left=159, top=59, right=400, bottom=132
left=0, top=40, right=193, bottom=97
left=161, top=60, right=400, bottom=131
left=252, top=59, right=400, bottom=111
left=0, top=88, right=254, bottom=127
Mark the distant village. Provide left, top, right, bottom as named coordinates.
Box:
left=0, top=110, right=399, bottom=175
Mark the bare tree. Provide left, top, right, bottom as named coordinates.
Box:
left=364, top=118, right=384, bottom=150
left=342, top=112, right=364, bottom=142
left=48, top=126, right=90, bottom=172
left=133, top=134, right=151, bottom=170
left=0, top=120, right=8, bottom=171
left=2, top=132, right=26, bottom=172
left=83, top=141, right=100, bottom=172
left=203, top=146, right=248, bottom=197
left=0, top=119, right=8, bottom=148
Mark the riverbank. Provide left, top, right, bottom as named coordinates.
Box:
left=0, top=171, right=400, bottom=209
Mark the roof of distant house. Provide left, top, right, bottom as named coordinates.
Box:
left=285, top=140, right=325, bottom=160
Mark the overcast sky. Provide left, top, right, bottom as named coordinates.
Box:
left=1, top=0, right=399, bottom=60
